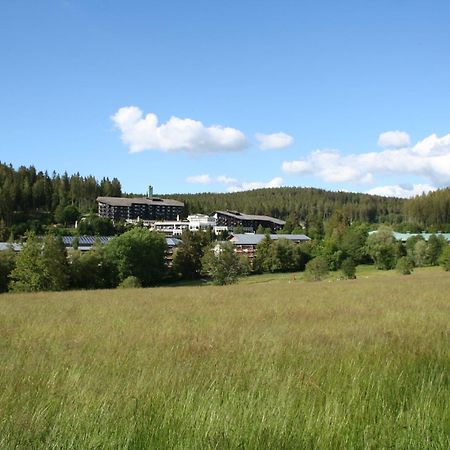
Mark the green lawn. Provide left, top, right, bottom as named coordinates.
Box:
left=1, top=267, right=449, bottom=449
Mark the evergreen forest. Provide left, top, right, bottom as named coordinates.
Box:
left=1, top=162, right=450, bottom=241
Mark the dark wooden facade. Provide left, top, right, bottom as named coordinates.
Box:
left=97, top=196, right=184, bottom=221
left=214, top=210, right=285, bottom=232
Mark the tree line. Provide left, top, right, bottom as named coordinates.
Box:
left=0, top=162, right=121, bottom=238
left=1, top=162, right=450, bottom=240
left=170, top=187, right=450, bottom=233
left=1, top=222, right=449, bottom=293
left=170, top=187, right=407, bottom=225
left=403, top=188, right=450, bottom=230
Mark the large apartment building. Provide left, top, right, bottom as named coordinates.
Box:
left=96, top=196, right=184, bottom=222
left=213, top=210, right=285, bottom=232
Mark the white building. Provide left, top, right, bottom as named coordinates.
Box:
left=152, top=220, right=190, bottom=236
left=186, top=214, right=216, bottom=231
left=151, top=214, right=227, bottom=236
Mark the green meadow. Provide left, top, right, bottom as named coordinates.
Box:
left=1, top=268, right=449, bottom=449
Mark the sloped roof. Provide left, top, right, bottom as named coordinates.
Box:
left=392, top=232, right=450, bottom=242
left=0, top=242, right=22, bottom=252
left=369, top=231, right=450, bottom=242
left=214, top=210, right=285, bottom=225
left=62, top=236, right=113, bottom=246
left=229, top=233, right=310, bottom=245
left=166, top=237, right=182, bottom=247
left=96, top=196, right=184, bottom=207
left=1, top=236, right=182, bottom=252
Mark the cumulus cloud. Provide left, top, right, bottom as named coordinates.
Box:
left=112, top=106, right=248, bottom=154
left=282, top=132, right=450, bottom=185
left=219, top=176, right=283, bottom=193
left=367, top=184, right=437, bottom=198
left=185, top=174, right=283, bottom=192
left=255, top=132, right=294, bottom=150
left=217, top=175, right=239, bottom=186
left=378, top=130, right=411, bottom=148
left=186, top=174, right=212, bottom=184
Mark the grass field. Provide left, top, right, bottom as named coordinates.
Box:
left=1, top=267, right=449, bottom=449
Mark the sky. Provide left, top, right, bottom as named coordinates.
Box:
left=1, top=0, right=450, bottom=198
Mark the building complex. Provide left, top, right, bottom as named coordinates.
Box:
left=97, top=187, right=184, bottom=223
left=96, top=190, right=286, bottom=235
left=213, top=210, right=285, bottom=233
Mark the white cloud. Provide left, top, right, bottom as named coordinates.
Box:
left=378, top=130, right=411, bottom=148
left=112, top=106, right=248, bottom=154
left=282, top=132, right=450, bottom=185
left=367, top=184, right=437, bottom=198
left=186, top=174, right=283, bottom=192
left=217, top=175, right=239, bottom=186
left=186, top=174, right=212, bottom=184
left=255, top=132, right=294, bottom=150
left=221, top=176, right=283, bottom=193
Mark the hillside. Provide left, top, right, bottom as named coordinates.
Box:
left=169, top=187, right=406, bottom=224
left=1, top=162, right=450, bottom=236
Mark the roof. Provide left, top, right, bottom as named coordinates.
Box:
left=229, top=233, right=310, bottom=245
left=214, top=210, right=285, bottom=225
left=62, top=236, right=113, bottom=246
left=0, top=242, right=22, bottom=252
left=369, top=231, right=450, bottom=242
left=166, top=237, right=182, bottom=247
left=393, top=232, right=450, bottom=242
left=96, top=196, right=184, bottom=207
left=1, top=236, right=182, bottom=252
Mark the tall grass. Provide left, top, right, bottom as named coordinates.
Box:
left=1, top=268, right=449, bottom=449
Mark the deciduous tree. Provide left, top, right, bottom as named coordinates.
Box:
left=104, top=228, right=167, bottom=286
left=202, top=242, right=245, bottom=285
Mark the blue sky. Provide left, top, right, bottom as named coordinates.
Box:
left=1, top=0, right=450, bottom=197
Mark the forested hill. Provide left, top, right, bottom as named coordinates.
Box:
left=403, top=187, right=450, bottom=228
left=1, top=162, right=449, bottom=234
left=0, top=162, right=121, bottom=228
left=169, top=188, right=406, bottom=225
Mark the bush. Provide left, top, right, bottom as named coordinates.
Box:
left=69, top=247, right=117, bottom=290
left=366, top=228, right=397, bottom=270
left=9, top=232, right=69, bottom=292
left=118, top=276, right=142, bottom=289
left=0, top=249, right=16, bottom=293
left=104, top=228, right=167, bottom=286
left=202, top=242, right=245, bottom=285
left=304, top=256, right=329, bottom=281
left=340, top=257, right=356, bottom=279
left=396, top=256, right=414, bottom=275
left=439, top=246, right=450, bottom=271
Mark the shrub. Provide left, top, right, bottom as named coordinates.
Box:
left=396, top=256, right=414, bottom=275
left=305, top=256, right=329, bottom=281
left=69, top=246, right=117, bottom=290
left=118, top=276, right=142, bottom=289
left=0, top=248, right=16, bottom=293
left=340, top=257, right=356, bottom=279
left=413, top=240, right=427, bottom=267
left=366, top=228, right=397, bottom=270
left=104, top=228, right=167, bottom=287
left=9, top=232, right=69, bottom=292
left=426, top=234, right=446, bottom=266
left=439, top=246, right=450, bottom=271
left=202, top=242, right=245, bottom=285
